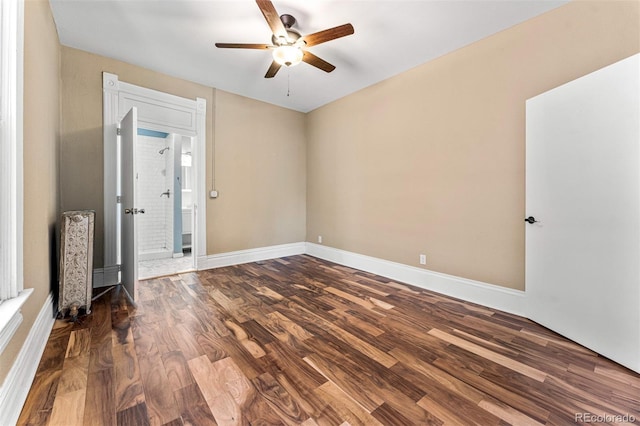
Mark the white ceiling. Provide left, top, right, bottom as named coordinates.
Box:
left=49, top=0, right=568, bottom=113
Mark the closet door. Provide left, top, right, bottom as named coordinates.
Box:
left=525, top=54, right=639, bottom=373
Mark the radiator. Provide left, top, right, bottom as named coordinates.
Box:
left=58, top=210, right=95, bottom=319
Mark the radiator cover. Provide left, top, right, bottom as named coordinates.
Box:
left=58, top=210, right=95, bottom=316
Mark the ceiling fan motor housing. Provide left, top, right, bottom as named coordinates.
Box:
left=280, top=14, right=296, bottom=28
left=272, top=14, right=302, bottom=45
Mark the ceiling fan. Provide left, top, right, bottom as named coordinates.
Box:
left=215, top=0, right=354, bottom=78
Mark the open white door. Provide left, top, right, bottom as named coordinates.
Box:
left=525, top=54, right=640, bottom=373
left=120, top=107, right=139, bottom=301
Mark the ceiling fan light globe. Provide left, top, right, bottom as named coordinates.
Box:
left=273, top=45, right=303, bottom=67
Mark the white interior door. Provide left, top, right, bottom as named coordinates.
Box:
left=525, top=54, right=640, bottom=373
left=120, top=107, right=139, bottom=301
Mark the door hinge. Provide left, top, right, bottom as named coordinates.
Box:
left=116, top=128, right=121, bottom=136
left=116, top=195, right=122, bottom=203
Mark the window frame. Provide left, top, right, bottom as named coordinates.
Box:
left=0, top=0, right=28, bottom=355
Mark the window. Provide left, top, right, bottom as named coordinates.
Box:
left=0, top=0, right=27, bottom=353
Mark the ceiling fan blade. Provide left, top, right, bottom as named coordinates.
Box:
left=265, top=61, right=282, bottom=78
left=302, top=51, right=336, bottom=73
left=256, top=0, right=287, bottom=39
left=215, top=43, right=272, bottom=49
left=302, top=23, right=354, bottom=47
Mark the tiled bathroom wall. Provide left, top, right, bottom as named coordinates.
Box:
left=136, top=134, right=174, bottom=260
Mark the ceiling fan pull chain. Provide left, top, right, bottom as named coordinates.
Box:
left=287, top=71, right=290, bottom=97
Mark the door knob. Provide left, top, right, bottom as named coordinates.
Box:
left=525, top=216, right=538, bottom=224
left=124, top=208, right=145, bottom=215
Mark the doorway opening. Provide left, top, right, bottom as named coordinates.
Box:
left=103, top=72, right=207, bottom=298
left=135, top=129, right=195, bottom=279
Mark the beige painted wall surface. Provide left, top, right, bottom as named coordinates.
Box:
left=61, top=47, right=306, bottom=267
left=306, top=0, right=640, bottom=290
left=0, top=0, right=60, bottom=384
left=209, top=90, right=306, bottom=254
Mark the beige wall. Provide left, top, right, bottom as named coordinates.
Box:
left=0, top=0, right=60, bottom=384
left=60, top=48, right=306, bottom=266
left=306, top=0, right=640, bottom=290
left=209, top=90, right=306, bottom=254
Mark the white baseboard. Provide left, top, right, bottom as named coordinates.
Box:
left=93, top=265, right=120, bottom=289
left=305, top=243, right=525, bottom=316
left=0, top=293, right=55, bottom=425
left=197, top=242, right=306, bottom=271
left=196, top=241, right=525, bottom=315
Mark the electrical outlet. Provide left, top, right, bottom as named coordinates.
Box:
left=318, top=235, right=323, bottom=244
left=419, top=254, right=426, bottom=265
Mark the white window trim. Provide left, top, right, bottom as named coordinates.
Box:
left=0, top=0, right=27, bottom=355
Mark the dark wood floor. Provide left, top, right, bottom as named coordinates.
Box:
left=18, top=255, right=640, bottom=425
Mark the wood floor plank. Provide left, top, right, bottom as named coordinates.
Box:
left=173, top=383, right=217, bottom=426
left=595, top=364, right=640, bottom=389
left=207, top=288, right=252, bottom=323
left=116, top=402, right=150, bottom=426
left=65, top=328, right=91, bottom=358
left=83, top=368, right=117, bottom=426
left=48, top=388, right=86, bottom=426
left=324, top=286, right=388, bottom=313
left=328, top=309, right=385, bottom=337
left=211, top=356, right=254, bottom=401
left=171, top=323, right=208, bottom=361
left=254, top=310, right=314, bottom=351
left=224, top=319, right=267, bottom=358
left=194, top=330, right=229, bottom=363
left=389, top=347, right=486, bottom=404
left=161, top=350, right=195, bottom=392
left=371, top=402, right=435, bottom=426
left=240, top=318, right=277, bottom=346
left=282, top=382, right=343, bottom=426
left=261, top=342, right=331, bottom=418
left=433, top=356, right=551, bottom=423
left=111, top=309, right=133, bottom=346
left=251, top=372, right=310, bottom=425
left=51, top=353, right=90, bottom=395
left=17, top=369, right=61, bottom=426
left=187, top=355, right=225, bottom=415
left=429, top=328, right=548, bottom=382
left=313, top=380, right=384, bottom=426
left=303, top=354, right=384, bottom=412
left=113, top=342, right=145, bottom=412
left=340, top=278, right=390, bottom=297
left=188, top=355, right=255, bottom=425
left=134, top=327, right=179, bottom=426
left=89, top=332, right=114, bottom=373
left=19, top=257, right=640, bottom=426
left=30, top=330, right=70, bottom=375
left=153, top=320, right=181, bottom=355
left=478, top=399, right=545, bottom=426
left=417, top=390, right=502, bottom=426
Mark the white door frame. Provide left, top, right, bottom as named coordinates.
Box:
left=102, top=72, right=206, bottom=286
